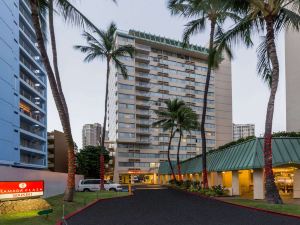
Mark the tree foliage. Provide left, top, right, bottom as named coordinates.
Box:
left=76, top=146, right=110, bottom=179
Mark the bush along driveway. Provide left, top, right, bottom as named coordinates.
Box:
left=66, top=188, right=300, bottom=225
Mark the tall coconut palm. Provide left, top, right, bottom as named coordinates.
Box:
left=153, top=99, right=186, bottom=181
left=29, top=0, right=112, bottom=201
left=216, top=0, right=300, bottom=204
left=74, top=22, right=134, bottom=189
left=168, top=0, right=236, bottom=188
left=174, top=106, right=199, bottom=181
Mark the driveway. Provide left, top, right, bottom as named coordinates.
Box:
left=67, top=188, right=300, bottom=225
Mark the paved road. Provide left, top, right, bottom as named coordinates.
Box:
left=67, top=188, right=300, bottom=225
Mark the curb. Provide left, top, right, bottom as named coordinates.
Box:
left=55, top=194, right=133, bottom=225
left=169, top=186, right=300, bottom=220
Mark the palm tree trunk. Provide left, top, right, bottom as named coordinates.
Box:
left=29, top=0, right=75, bottom=202
left=201, top=20, right=215, bottom=189
left=176, top=130, right=183, bottom=181
left=100, top=58, right=110, bottom=189
left=168, top=128, right=177, bottom=182
left=264, top=17, right=282, bottom=204
left=49, top=0, right=70, bottom=119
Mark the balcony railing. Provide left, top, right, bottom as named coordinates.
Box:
left=136, top=120, right=150, bottom=125
left=136, top=90, right=151, bottom=97
left=136, top=82, right=150, bottom=88
left=136, top=72, right=149, bottom=78
left=20, top=122, right=45, bottom=138
left=20, top=72, right=44, bottom=96
left=135, top=44, right=151, bottom=51
left=20, top=90, right=44, bottom=110
left=136, top=54, right=150, bottom=61
left=135, top=63, right=150, bottom=70
left=136, top=109, right=150, bottom=115
left=20, top=139, right=44, bottom=151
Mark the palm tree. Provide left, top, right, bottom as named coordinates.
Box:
left=216, top=0, right=300, bottom=204
left=174, top=106, right=199, bottom=181
left=168, top=0, right=236, bottom=188
left=29, top=0, right=113, bottom=201
left=153, top=99, right=186, bottom=181
left=74, top=22, right=134, bottom=189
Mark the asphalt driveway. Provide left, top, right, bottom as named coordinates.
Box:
left=67, top=188, right=300, bottom=225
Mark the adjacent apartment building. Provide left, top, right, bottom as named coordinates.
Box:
left=82, top=123, right=102, bottom=147
left=285, top=29, right=300, bottom=132
left=108, top=30, right=232, bottom=183
left=0, top=0, right=47, bottom=168
left=233, top=124, right=255, bottom=141
left=48, top=130, right=68, bottom=173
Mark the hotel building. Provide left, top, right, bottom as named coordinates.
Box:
left=285, top=29, right=300, bottom=132
left=0, top=0, right=47, bottom=168
left=233, top=124, right=255, bottom=141
left=82, top=123, right=102, bottom=148
left=107, top=30, right=232, bottom=184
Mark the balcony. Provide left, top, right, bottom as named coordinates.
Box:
left=135, top=63, right=150, bottom=72
left=20, top=71, right=45, bottom=97
left=136, top=128, right=150, bottom=135
left=20, top=121, right=45, bottom=138
left=136, top=90, right=151, bottom=100
left=20, top=89, right=45, bottom=111
left=135, top=53, right=150, bottom=63
left=136, top=100, right=151, bottom=109
left=136, top=120, right=150, bottom=126
left=135, top=44, right=151, bottom=52
left=20, top=101, right=45, bottom=125
left=136, top=109, right=150, bottom=118
left=136, top=137, right=150, bottom=144
left=20, top=138, right=45, bottom=152
left=136, top=82, right=150, bottom=91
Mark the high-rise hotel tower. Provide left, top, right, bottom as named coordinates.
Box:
left=107, top=30, right=232, bottom=183
left=0, top=0, right=47, bottom=168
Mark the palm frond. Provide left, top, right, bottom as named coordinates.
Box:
left=257, top=37, right=272, bottom=88
left=55, top=0, right=99, bottom=31
left=182, top=17, right=206, bottom=48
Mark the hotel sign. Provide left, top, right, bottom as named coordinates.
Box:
left=0, top=181, right=44, bottom=200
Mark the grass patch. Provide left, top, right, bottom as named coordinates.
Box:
left=225, top=198, right=300, bottom=216
left=0, top=191, right=129, bottom=225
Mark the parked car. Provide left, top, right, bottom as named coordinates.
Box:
left=78, top=179, right=122, bottom=192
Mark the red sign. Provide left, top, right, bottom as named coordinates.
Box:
left=0, top=181, right=44, bottom=200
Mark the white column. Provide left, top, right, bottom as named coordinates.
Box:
left=211, top=172, right=222, bottom=186
left=232, top=171, right=240, bottom=196
left=293, top=169, right=300, bottom=198
left=217, top=172, right=223, bottom=186
left=153, top=173, right=157, bottom=184
left=253, top=169, right=264, bottom=199
left=113, top=171, right=119, bottom=183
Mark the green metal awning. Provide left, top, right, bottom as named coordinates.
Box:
left=158, top=138, right=300, bottom=175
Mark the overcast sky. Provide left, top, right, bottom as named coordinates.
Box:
left=47, top=0, right=286, bottom=149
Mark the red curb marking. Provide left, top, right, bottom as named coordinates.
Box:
left=169, top=186, right=300, bottom=220
left=55, top=194, right=133, bottom=225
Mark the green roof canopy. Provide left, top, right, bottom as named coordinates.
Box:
left=128, top=30, right=209, bottom=55
left=158, top=138, right=300, bottom=175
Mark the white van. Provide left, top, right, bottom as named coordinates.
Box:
left=78, top=179, right=122, bottom=192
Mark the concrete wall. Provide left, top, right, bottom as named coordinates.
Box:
left=285, top=30, right=300, bottom=132
left=0, top=0, right=20, bottom=165
left=215, top=56, right=233, bottom=147
left=0, top=166, right=83, bottom=197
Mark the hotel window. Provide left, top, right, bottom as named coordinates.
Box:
left=119, top=132, right=135, bottom=138
left=118, top=123, right=135, bottom=129
left=119, top=113, right=134, bottom=119
left=119, top=103, right=135, bottom=110
left=119, top=94, right=135, bottom=100
left=119, top=84, right=134, bottom=90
